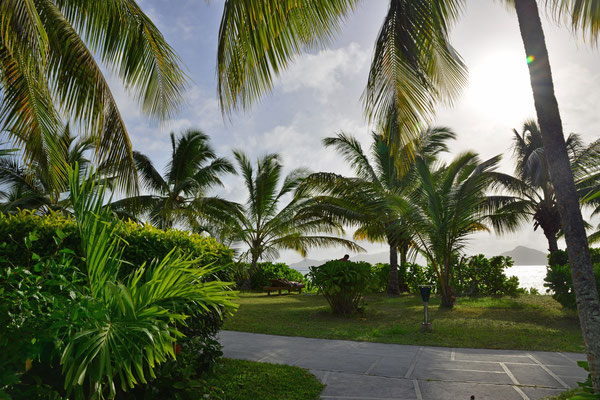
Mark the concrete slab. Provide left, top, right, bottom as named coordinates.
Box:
left=412, top=367, right=514, bottom=385
left=320, top=372, right=417, bottom=399
left=418, top=380, right=523, bottom=400
left=504, top=364, right=565, bottom=388
left=293, top=351, right=380, bottom=374
left=219, top=331, right=586, bottom=400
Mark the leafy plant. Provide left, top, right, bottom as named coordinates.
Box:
left=1, top=168, right=238, bottom=399
left=453, top=255, right=520, bottom=297
left=309, top=260, right=372, bottom=315
left=248, top=262, right=305, bottom=290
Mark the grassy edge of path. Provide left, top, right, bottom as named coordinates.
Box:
left=224, top=292, right=584, bottom=353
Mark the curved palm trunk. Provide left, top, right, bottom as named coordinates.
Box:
left=543, top=229, right=559, bottom=254
left=387, top=244, right=400, bottom=296
left=515, top=0, right=600, bottom=391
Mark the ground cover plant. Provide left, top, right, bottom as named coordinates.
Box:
left=224, top=292, right=584, bottom=352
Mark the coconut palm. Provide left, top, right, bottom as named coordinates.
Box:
left=390, top=152, right=518, bottom=308
left=221, top=151, right=363, bottom=287
left=300, top=126, right=455, bottom=295
left=216, top=1, right=600, bottom=387
left=0, top=125, right=94, bottom=214
left=493, top=120, right=600, bottom=253
left=0, top=1, right=187, bottom=192
left=110, top=129, right=235, bottom=230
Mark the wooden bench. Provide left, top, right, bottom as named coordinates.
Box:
left=263, top=282, right=305, bottom=295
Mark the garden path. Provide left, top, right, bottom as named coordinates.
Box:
left=219, top=331, right=587, bottom=400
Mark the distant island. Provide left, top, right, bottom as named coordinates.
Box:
left=500, top=246, right=548, bottom=266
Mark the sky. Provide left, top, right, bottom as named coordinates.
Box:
left=112, top=0, right=600, bottom=264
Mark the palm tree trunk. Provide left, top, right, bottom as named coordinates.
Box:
left=439, top=258, right=455, bottom=309
left=399, top=243, right=410, bottom=293
left=241, top=257, right=258, bottom=290
left=515, top=0, right=600, bottom=391
left=387, top=244, right=400, bottom=296
left=543, top=229, right=559, bottom=254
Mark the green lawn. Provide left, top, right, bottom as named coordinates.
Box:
left=198, top=358, right=324, bottom=400
left=224, top=292, right=584, bottom=352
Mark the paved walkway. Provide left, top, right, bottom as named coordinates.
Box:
left=219, top=331, right=588, bottom=400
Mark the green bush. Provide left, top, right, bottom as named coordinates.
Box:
left=309, top=260, right=371, bottom=315
left=545, top=260, right=600, bottom=309
left=1, top=175, right=237, bottom=399
left=249, top=262, right=305, bottom=290
left=453, top=255, right=520, bottom=297
left=0, top=210, right=233, bottom=273
left=369, top=263, right=389, bottom=293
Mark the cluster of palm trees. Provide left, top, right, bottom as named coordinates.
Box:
left=3, top=121, right=599, bottom=309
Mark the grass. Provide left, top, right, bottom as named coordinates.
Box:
left=224, top=292, right=585, bottom=352
left=198, top=358, right=324, bottom=400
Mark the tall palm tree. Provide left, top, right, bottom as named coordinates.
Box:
left=216, top=1, right=600, bottom=388
left=493, top=120, right=600, bottom=253
left=0, top=125, right=94, bottom=214
left=110, top=129, right=235, bottom=230
left=0, top=1, right=187, bottom=192
left=301, top=127, right=455, bottom=295
left=221, top=152, right=362, bottom=287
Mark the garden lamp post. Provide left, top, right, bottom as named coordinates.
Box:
left=419, top=285, right=433, bottom=331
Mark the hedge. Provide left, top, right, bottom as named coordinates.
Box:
left=0, top=210, right=233, bottom=271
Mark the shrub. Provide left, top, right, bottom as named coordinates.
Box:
left=545, top=261, right=600, bottom=309
left=369, top=263, right=389, bottom=293
left=453, top=255, right=520, bottom=297
left=249, top=262, right=305, bottom=290
left=1, top=173, right=237, bottom=399
left=309, top=260, right=371, bottom=315
left=0, top=210, right=233, bottom=274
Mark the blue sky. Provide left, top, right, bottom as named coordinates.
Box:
left=111, top=0, right=600, bottom=263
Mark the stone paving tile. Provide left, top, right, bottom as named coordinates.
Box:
left=505, top=363, right=565, bottom=388
left=418, top=380, right=523, bottom=400
left=292, top=351, right=380, bottom=374
left=520, top=386, right=566, bottom=400
left=367, top=356, right=413, bottom=378
left=546, top=365, right=589, bottom=379
left=414, top=360, right=506, bottom=372
left=528, top=351, right=578, bottom=366
left=349, top=341, right=419, bottom=358
left=320, top=372, right=417, bottom=399
left=412, top=367, right=514, bottom=385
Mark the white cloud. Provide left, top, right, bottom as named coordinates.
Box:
left=276, top=42, right=370, bottom=101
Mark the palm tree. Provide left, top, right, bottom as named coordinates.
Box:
left=301, top=127, right=455, bottom=295
left=0, top=125, right=94, bottom=214
left=216, top=1, right=600, bottom=388
left=110, top=129, right=235, bottom=230
left=221, top=152, right=362, bottom=288
left=0, top=1, right=187, bottom=192
left=493, top=120, right=600, bottom=254
left=391, top=152, right=518, bottom=308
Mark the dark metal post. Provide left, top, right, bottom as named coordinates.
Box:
left=419, top=285, right=433, bottom=332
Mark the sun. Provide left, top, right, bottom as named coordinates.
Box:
left=463, top=50, right=536, bottom=122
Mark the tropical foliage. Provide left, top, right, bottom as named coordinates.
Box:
left=493, top=120, right=600, bottom=253
left=309, top=260, right=372, bottom=315
left=0, top=168, right=236, bottom=399
left=216, top=152, right=362, bottom=287
left=0, top=0, right=187, bottom=192
left=390, top=152, right=519, bottom=308
left=301, top=127, right=454, bottom=295
left=0, top=125, right=94, bottom=215
left=110, top=130, right=236, bottom=230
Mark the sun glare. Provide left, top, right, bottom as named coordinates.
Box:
left=464, top=51, right=535, bottom=122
